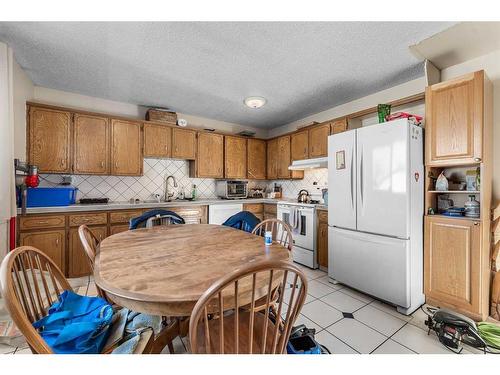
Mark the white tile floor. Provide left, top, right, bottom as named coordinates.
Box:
left=0, top=267, right=494, bottom=354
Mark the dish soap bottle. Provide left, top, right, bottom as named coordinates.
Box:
left=191, top=184, right=197, bottom=201
left=464, top=195, right=480, bottom=218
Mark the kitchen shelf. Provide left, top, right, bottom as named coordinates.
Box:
left=428, top=190, right=480, bottom=194
left=426, top=214, right=481, bottom=222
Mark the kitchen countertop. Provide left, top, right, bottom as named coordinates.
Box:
left=18, top=197, right=328, bottom=214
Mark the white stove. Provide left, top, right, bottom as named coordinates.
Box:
left=277, top=201, right=317, bottom=269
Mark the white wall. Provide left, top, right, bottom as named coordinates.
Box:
left=269, top=77, right=427, bottom=137
left=0, top=42, right=15, bottom=260
left=440, top=49, right=500, bottom=201
left=31, top=86, right=268, bottom=140
left=12, top=59, right=34, bottom=160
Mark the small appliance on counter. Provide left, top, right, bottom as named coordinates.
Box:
left=249, top=187, right=266, bottom=198
left=215, top=180, right=248, bottom=199
left=297, top=189, right=311, bottom=203
left=14, top=159, right=39, bottom=214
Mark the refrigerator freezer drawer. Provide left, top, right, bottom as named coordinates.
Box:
left=329, top=227, right=410, bottom=308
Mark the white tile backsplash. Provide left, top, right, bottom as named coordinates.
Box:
left=267, top=168, right=328, bottom=200
left=39, top=159, right=329, bottom=203
left=39, top=159, right=268, bottom=202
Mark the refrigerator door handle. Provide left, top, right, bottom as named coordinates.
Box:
left=350, top=146, right=354, bottom=209
left=359, top=146, right=364, bottom=208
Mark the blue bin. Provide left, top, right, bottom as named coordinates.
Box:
left=26, top=187, right=78, bottom=207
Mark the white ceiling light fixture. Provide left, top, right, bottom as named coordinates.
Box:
left=244, top=96, right=267, bottom=109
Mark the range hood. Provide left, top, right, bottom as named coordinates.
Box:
left=288, top=157, right=328, bottom=171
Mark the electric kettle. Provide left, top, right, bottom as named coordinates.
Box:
left=297, top=189, right=310, bottom=203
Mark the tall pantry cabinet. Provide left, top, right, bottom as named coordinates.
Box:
left=424, top=70, right=493, bottom=320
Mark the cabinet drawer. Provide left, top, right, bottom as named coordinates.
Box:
left=318, top=210, right=328, bottom=223
left=109, top=210, right=143, bottom=224
left=110, top=224, right=131, bottom=235
left=19, top=215, right=65, bottom=230
left=264, top=204, right=277, bottom=214
left=243, top=203, right=263, bottom=214
left=69, top=212, right=107, bottom=227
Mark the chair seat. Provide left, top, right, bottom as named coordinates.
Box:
left=194, top=311, right=282, bottom=354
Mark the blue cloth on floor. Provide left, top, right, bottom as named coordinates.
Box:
left=32, top=290, right=113, bottom=354
left=129, top=209, right=185, bottom=229
left=222, top=211, right=260, bottom=233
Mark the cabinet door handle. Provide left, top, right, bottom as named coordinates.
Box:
left=101, top=161, right=105, bottom=167
left=60, top=159, right=65, bottom=167
left=474, top=157, right=482, bottom=162
left=55, top=238, right=59, bottom=245
left=37, top=220, right=49, bottom=224
left=473, top=222, right=480, bottom=226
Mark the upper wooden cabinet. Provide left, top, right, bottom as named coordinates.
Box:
left=277, top=136, right=291, bottom=179
left=247, top=138, right=266, bottom=180
left=309, top=123, right=331, bottom=158
left=28, top=107, right=71, bottom=173
left=277, top=136, right=303, bottom=180
left=110, top=119, right=143, bottom=176
left=172, top=128, right=196, bottom=160
left=266, top=138, right=278, bottom=180
left=291, top=130, right=309, bottom=161
left=424, top=216, right=482, bottom=318
left=191, top=132, right=224, bottom=178
left=73, top=114, right=109, bottom=174
left=425, top=71, right=485, bottom=166
left=330, top=118, right=348, bottom=135
left=144, top=123, right=171, bottom=158
left=224, top=136, right=247, bottom=179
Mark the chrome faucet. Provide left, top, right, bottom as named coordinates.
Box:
left=164, top=175, right=178, bottom=202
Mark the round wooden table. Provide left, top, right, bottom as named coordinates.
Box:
left=94, top=224, right=290, bottom=317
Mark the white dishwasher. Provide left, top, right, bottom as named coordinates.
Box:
left=208, top=203, right=243, bottom=225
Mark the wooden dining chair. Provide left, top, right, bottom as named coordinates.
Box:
left=78, top=225, right=107, bottom=299
left=0, top=246, right=153, bottom=354
left=77, top=225, right=177, bottom=354
left=189, top=260, right=307, bottom=354
left=252, top=219, right=293, bottom=251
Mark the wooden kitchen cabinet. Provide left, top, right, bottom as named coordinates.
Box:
left=224, top=136, right=247, bottom=179
left=19, top=230, right=65, bottom=273
left=111, top=119, right=143, bottom=176
left=425, top=71, right=484, bottom=166
left=330, top=118, right=347, bottom=134
left=28, top=106, right=71, bottom=173
left=309, top=123, right=331, bottom=158
left=266, top=138, right=278, bottom=180
left=68, top=225, right=107, bottom=277
left=247, top=139, right=266, bottom=179
left=277, top=135, right=303, bottom=180
left=424, top=216, right=481, bottom=318
left=172, top=128, right=196, bottom=160
left=143, top=123, right=171, bottom=158
left=291, top=130, right=309, bottom=161
left=166, top=205, right=208, bottom=224
left=73, top=113, right=110, bottom=174
left=109, top=224, right=130, bottom=235
left=317, top=210, right=329, bottom=269
left=191, top=133, right=224, bottom=178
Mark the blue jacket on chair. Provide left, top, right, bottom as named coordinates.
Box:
left=129, top=209, right=185, bottom=229
left=222, top=211, right=260, bottom=233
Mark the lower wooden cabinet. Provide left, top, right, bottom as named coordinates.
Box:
left=317, top=210, right=328, bottom=269
left=424, top=215, right=482, bottom=318
left=19, top=230, right=66, bottom=273
left=166, top=205, right=208, bottom=224
left=68, top=226, right=107, bottom=278
left=264, top=204, right=277, bottom=221
left=110, top=224, right=130, bottom=235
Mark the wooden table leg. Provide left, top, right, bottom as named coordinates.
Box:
left=149, top=319, right=180, bottom=354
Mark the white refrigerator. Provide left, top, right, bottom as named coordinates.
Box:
left=327, top=119, right=425, bottom=315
